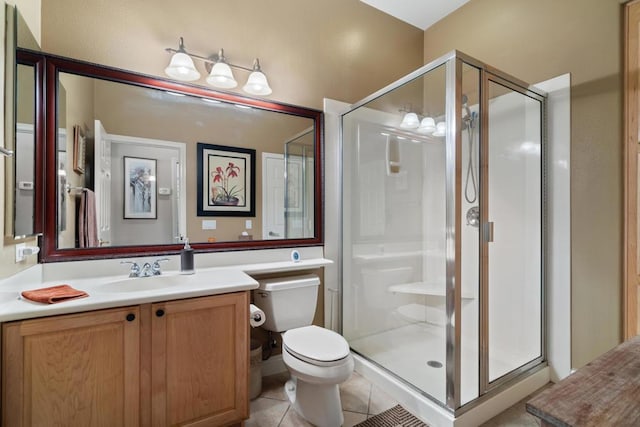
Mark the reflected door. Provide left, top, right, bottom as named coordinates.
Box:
left=484, top=77, right=544, bottom=386
left=95, top=119, right=112, bottom=247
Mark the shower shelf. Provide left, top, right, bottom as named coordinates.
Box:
left=353, top=250, right=436, bottom=263
left=388, top=282, right=475, bottom=299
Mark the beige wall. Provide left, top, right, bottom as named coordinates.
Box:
left=0, top=0, right=40, bottom=279
left=0, top=0, right=422, bottom=278
left=91, top=79, right=312, bottom=243
left=423, top=0, right=622, bottom=368
left=41, top=0, right=424, bottom=111
left=1, top=0, right=624, bottom=371
left=0, top=0, right=624, bottom=376
left=35, top=0, right=423, bottom=245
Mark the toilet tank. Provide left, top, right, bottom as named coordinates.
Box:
left=255, top=274, right=320, bottom=332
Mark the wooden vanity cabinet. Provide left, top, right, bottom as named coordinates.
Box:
left=2, top=306, right=141, bottom=427
left=149, top=292, right=249, bottom=427
left=2, top=291, right=249, bottom=427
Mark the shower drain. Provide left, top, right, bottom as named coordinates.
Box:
left=427, top=360, right=443, bottom=368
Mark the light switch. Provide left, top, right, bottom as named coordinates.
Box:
left=245, top=220, right=252, bottom=230
left=202, top=220, right=217, bottom=230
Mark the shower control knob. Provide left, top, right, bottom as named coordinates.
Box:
left=466, top=206, right=480, bottom=228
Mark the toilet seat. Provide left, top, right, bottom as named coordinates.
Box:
left=283, top=325, right=350, bottom=366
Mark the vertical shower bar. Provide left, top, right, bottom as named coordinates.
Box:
left=479, top=68, right=490, bottom=395
left=445, top=56, right=463, bottom=410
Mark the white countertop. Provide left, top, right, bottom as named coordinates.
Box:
left=0, top=257, right=333, bottom=323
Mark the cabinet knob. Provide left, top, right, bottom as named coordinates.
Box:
left=126, top=313, right=136, bottom=322
left=156, top=309, right=165, bottom=317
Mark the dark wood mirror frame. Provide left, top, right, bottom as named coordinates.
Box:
left=31, top=50, right=324, bottom=262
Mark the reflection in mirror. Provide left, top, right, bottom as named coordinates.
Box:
left=13, top=63, right=36, bottom=237
left=285, top=128, right=314, bottom=238
left=4, top=6, right=42, bottom=240
left=51, top=65, right=319, bottom=253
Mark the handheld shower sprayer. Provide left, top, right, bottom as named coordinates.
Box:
left=462, top=94, right=472, bottom=120
left=462, top=94, right=476, bottom=130
left=462, top=94, right=479, bottom=226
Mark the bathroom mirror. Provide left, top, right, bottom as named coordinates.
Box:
left=3, top=6, right=43, bottom=241
left=40, top=53, right=323, bottom=261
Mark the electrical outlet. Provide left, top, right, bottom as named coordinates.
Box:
left=15, top=243, right=26, bottom=263
left=245, top=220, right=252, bottom=230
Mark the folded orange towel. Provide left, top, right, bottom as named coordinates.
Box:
left=21, top=284, right=89, bottom=304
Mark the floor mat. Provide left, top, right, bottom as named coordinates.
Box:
left=354, top=404, right=428, bottom=427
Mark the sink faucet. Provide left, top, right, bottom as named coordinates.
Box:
left=121, top=258, right=170, bottom=278
left=120, top=261, right=141, bottom=278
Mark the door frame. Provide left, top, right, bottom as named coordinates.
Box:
left=624, top=0, right=640, bottom=339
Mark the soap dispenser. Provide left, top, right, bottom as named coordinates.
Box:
left=180, top=238, right=194, bottom=274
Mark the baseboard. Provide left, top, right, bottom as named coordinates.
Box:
left=261, top=354, right=286, bottom=377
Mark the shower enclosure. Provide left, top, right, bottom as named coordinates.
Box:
left=341, top=51, right=545, bottom=414
left=285, top=128, right=315, bottom=238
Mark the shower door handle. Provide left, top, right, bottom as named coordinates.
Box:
left=483, top=222, right=494, bottom=243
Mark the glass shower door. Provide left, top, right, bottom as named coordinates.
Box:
left=483, top=77, right=544, bottom=387
left=341, top=62, right=450, bottom=405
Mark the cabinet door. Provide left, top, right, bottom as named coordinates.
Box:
left=151, top=292, right=249, bottom=427
left=2, top=306, right=140, bottom=427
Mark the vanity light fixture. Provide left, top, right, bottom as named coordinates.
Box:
left=399, top=112, right=420, bottom=129
left=417, top=117, right=436, bottom=134
left=165, top=37, right=272, bottom=96
left=164, top=38, right=201, bottom=81
left=398, top=105, right=447, bottom=137
left=398, top=105, right=421, bottom=129
left=432, top=121, right=446, bottom=137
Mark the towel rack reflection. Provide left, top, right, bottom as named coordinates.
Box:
left=65, top=184, right=88, bottom=194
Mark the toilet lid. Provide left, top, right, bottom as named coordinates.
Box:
left=283, top=325, right=350, bottom=363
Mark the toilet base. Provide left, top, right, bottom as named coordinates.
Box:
left=285, top=377, right=344, bottom=427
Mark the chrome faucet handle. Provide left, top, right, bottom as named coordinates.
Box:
left=120, top=261, right=141, bottom=278
left=140, top=262, right=153, bottom=277
left=152, top=258, right=170, bottom=275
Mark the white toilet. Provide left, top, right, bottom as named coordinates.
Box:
left=256, top=274, right=354, bottom=427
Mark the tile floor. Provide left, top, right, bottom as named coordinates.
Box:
left=247, top=371, right=546, bottom=426
left=247, top=371, right=403, bottom=426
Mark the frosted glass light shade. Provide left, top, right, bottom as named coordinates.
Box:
left=243, top=71, right=272, bottom=96
left=417, top=117, right=436, bottom=134
left=400, top=112, right=419, bottom=129
left=206, top=62, right=238, bottom=88
left=164, top=52, right=201, bottom=81
left=432, top=121, right=446, bottom=137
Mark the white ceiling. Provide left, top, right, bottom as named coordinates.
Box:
left=360, top=0, right=471, bottom=30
